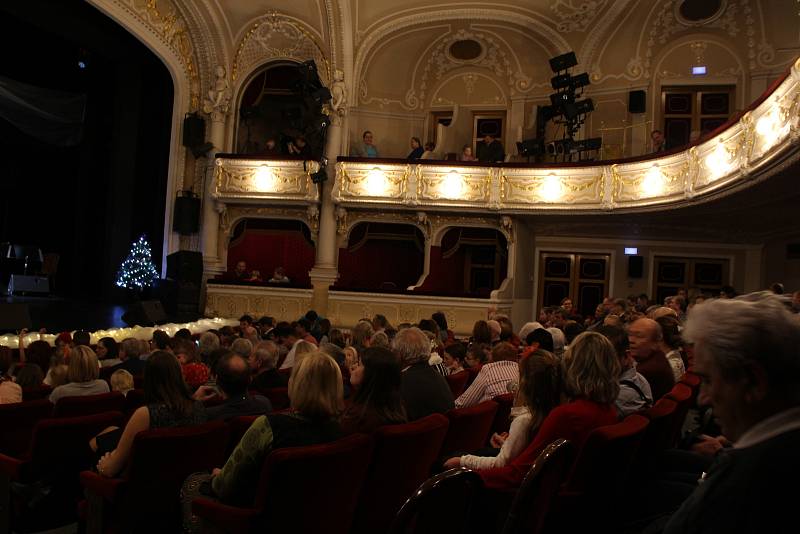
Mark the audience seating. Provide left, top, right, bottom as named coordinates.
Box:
left=21, top=384, right=53, bottom=401
left=226, top=415, right=258, bottom=457
left=489, top=393, right=514, bottom=437
left=192, top=433, right=373, bottom=534
left=445, top=370, right=469, bottom=397
left=665, top=383, right=694, bottom=446
left=52, top=392, right=126, bottom=418
left=440, top=400, right=498, bottom=457
left=351, top=414, right=450, bottom=534
left=389, top=467, right=484, bottom=534
left=464, top=366, right=481, bottom=388
left=0, top=411, right=124, bottom=533
left=81, top=420, right=229, bottom=533
left=123, top=389, right=145, bottom=414
left=259, top=387, right=290, bottom=411
left=501, top=439, right=574, bottom=534
left=277, top=367, right=291, bottom=380
left=552, top=414, right=650, bottom=530
left=641, top=397, right=680, bottom=453
left=0, top=399, right=53, bottom=457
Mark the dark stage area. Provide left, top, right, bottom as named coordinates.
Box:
left=1, top=295, right=127, bottom=334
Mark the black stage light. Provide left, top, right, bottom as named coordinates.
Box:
left=564, top=98, right=594, bottom=120
left=573, top=137, right=602, bottom=152
left=517, top=138, right=544, bottom=156
left=570, top=72, right=590, bottom=90
left=546, top=139, right=573, bottom=155
left=549, top=92, right=573, bottom=107
left=549, top=51, right=578, bottom=72
left=551, top=73, right=572, bottom=90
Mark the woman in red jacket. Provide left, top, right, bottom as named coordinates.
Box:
left=479, top=331, right=620, bottom=490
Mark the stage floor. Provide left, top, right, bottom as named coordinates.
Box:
left=1, top=295, right=127, bottom=334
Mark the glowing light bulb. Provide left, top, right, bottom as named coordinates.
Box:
left=756, top=109, right=788, bottom=148
left=641, top=166, right=665, bottom=197
left=365, top=168, right=388, bottom=196
left=539, top=174, right=563, bottom=202
left=440, top=171, right=465, bottom=199
left=705, top=140, right=733, bottom=180
left=255, top=166, right=276, bottom=191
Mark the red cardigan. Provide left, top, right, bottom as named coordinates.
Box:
left=479, top=398, right=618, bottom=490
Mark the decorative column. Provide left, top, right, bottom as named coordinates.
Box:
left=200, top=66, right=232, bottom=275
left=308, top=70, right=346, bottom=315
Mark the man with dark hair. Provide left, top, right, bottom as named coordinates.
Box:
left=258, top=316, right=276, bottom=338
left=73, top=330, right=91, bottom=347
left=152, top=329, right=170, bottom=350
left=563, top=322, right=585, bottom=345
left=295, top=318, right=317, bottom=345
left=203, top=352, right=272, bottom=421
left=239, top=315, right=253, bottom=331
left=651, top=129, right=666, bottom=152
left=598, top=325, right=652, bottom=418
left=276, top=324, right=302, bottom=370
left=525, top=328, right=554, bottom=353
left=476, top=133, right=505, bottom=162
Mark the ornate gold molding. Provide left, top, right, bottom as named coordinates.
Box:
left=214, top=157, right=319, bottom=204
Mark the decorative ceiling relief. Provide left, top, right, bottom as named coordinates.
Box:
left=395, top=29, right=531, bottom=111
left=550, top=0, right=609, bottom=33
left=232, top=12, right=329, bottom=84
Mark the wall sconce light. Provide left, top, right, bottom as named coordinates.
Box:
left=540, top=174, right=563, bottom=201
left=440, top=170, right=465, bottom=199
left=255, top=165, right=276, bottom=191
left=365, top=168, right=388, bottom=196
left=641, top=165, right=665, bottom=197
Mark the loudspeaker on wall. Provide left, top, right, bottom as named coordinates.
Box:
left=628, top=256, right=644, bottom=278
left=628, top=90, right=646, bottom=114
left=173, top=192, right=200, bottom=235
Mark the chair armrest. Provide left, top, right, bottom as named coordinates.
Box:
left=192, top=496, right=259, bottom=532
left=0, top=453, right=26, bottom=481
left=79, top=470, right=126, bottom=503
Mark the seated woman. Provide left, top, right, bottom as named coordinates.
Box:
left=0, top=347, right=22, bottom=404
left=49, top=346, right=110, bottom=404
left=94, top=351, right=207, bottom=475
left=173, top=339, right=210, bottom=391
left=341, top=347, right=407, bottom=434
left=444, top=350, right=562, bottom=470
left=181, top=352, right=342, bottom=528
left=97, top=337, right=121, bottom=368
left=442, top=343, right=466, bottom=375
left=14, top=363, right=45, bottom=390
left=459, top=144, right=477, bottom=162
left=478, top=332, right=620, bottom=490
left=420, top=141, right=437, bottom=159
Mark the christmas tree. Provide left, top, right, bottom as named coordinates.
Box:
left=116, top=235, right=159, bottom=290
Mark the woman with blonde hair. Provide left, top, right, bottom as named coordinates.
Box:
left=182, top=352, right=343, bottom=526
left=479, top=331, right=620, bottom=490
left=49, top=346, right=110, bottom=403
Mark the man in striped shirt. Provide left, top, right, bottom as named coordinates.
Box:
left=455, top=342, right=519, bottom=408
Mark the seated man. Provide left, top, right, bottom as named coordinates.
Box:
left=394, top=327, right=454, bottom=420
left=258, top=137, right=281, bottom=157
left=659, top=292, right=800, bottom=533
left=455, top=342, right=519, bottom=408
left=249, top=341, right=287, bottom=390
left=224, top=260, right=249, bottom=282
left=268, top=266, right=290, bottom=283
left=199, top=351, right=272, bottom=421
left=476, top=133, right=505, bottom=162
left=628, top=318, right=675, bottom=400
left=598, top=325, right=653, bottom=417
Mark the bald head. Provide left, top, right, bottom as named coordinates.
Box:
left=628, top=318, right=663, bottom=360
left=650, top=306, right=678, bottom=320
left=216, top=353, right=251, bottom=397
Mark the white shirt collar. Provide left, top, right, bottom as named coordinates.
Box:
left=734, top=406, right=800, bottom=449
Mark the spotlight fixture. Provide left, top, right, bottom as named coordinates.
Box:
left=550, top=73, right=572, bottom=90
left=549, top=51, right=578, bottom=72
left=570, top=72, right=590, bottom=90
left=563, top=98, right=594, bottom=120
left=516, top=138, right=545, bottom=157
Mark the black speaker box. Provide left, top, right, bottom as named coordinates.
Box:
left=166, top=250, right=203, bottom=285
left=173, top=193, right=201, bottom=234
left=628, top=90, right=646, bottom=114
left=0, top=303, right=32, bottom=332
left=182, top=113, right=206, bottom=148
left=628, top=256, right=644, bottom=278
left=122, top=300, right=168, bottom=327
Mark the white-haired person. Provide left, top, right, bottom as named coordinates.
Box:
left=654, top=292, right=800, bottom=533
left=394, top=327, right=454, bottom=420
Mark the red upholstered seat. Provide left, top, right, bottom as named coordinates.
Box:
left=351, top=414, right=450, bottom=534
left=0, top=399, right=53, bottom=456
left=21, top=384, right=53, bottom=401
left=553, top=414, right=650, bottom=530
left=81, top=420, right=229, bottom=532
left=226, top=415, right=258, bottom=458
left=501, top=439, right=574, bottom=534
left=390, top=467, right=484, bottom=534
left=665, top=383, right=694, bottom=445
left=0, top=411, right=124, bottom=532
left=192, top=433, right=373, bottom=534
left=440, top=400, right=498, bottom=457
left=642, top=397, right=680, bottom=452
left=464, top=365, right=481, bottom=388
left=445, top=370, right=469, bottom=397
left=489, top=393, right=514, bottom=437
left=123, top=389, right=145, bottom=414
left=52, top=392, right=126, bottom=418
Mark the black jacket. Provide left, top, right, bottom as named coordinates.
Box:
left=400, top=362, right=454, bottom=421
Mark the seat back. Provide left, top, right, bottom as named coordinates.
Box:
left=440, top=400, right=498, bottom=456
left=226, top=415, right=258, bottom=458
left=502, top=439, right=574, bottom=534
left=256, top=433, right=373, bottom=534
left=445, top=371, right=469, bottom=397
left=642, top=397, right=680, bottom=452
left=0, top=398, right=53, bottom=456
left=464, top=366, right=481, bottom=388
left=352, top=414, right=450, bottom=534
left=123, top=420, right=229, bottom=530
left=260, top=387, right=290, bottom=410
left=21, top=384, right=53, bottom=401
left=489, top=393, right=514, bottom=436
left=52, top=391, right=126, bottom=418
left=665, top=383, right=693, bottom=445
left=390, top=468, right=484, bottom=534
left=124, top=389, right=145, bottom=414
left=562, top=414, right=649, bottom=502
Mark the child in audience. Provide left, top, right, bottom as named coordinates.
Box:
left=444, top=349, right=562, bottom=469
left=110, top=369, right=135, bottom=396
